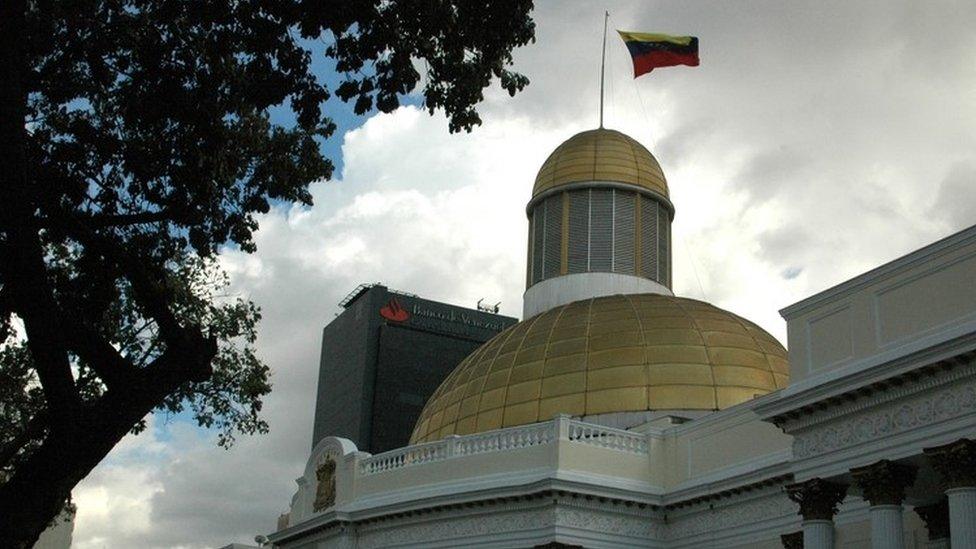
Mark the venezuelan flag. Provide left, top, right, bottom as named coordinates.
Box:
left=617, top=31, right=699, bottom=78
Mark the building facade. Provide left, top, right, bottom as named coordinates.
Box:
left=271, top=129, right=976, bottom=548
left=312, top=284, right=517, bottom=454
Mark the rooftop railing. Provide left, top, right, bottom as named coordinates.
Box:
left=358, top=415, right=650, bottom=476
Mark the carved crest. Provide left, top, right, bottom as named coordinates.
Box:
left=313, top=456, right=337, bottom=512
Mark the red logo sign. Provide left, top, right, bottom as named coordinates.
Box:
left=379, top=297, right=409, bottom=322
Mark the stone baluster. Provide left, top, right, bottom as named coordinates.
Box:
left=851, top=459, right=917, bottom=549
left=780, top=530, right=803, bottom=548
left=786, top=478, right=848, bottom=549
left=925, top=438, right=976, bottom=549
left=914, top=499, right=950, bottom=549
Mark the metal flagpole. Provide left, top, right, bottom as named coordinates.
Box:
left=599, top=10, right=609, bottom=128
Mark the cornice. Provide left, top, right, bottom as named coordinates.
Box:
left=755, top=335, right=976, bottom=428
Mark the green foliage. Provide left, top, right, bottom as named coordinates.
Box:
left=1, top=1, right=534, bottom=543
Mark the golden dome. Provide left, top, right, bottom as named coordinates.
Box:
left=532, top=128, right=668, bottom=200
left=410, top=294, right=789, bottom=444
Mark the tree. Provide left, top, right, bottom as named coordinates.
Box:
left=0, top=0, right=535, bottom=545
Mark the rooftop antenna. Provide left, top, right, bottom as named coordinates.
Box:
left=477, top=298, right=501, bottom=314
left=599, top=10, right=609, bottom=128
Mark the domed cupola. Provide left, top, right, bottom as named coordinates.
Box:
left=524, top=128, right=675, bottom=317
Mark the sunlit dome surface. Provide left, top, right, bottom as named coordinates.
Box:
left=410, top=294, right=789, bottom=444
left=532, top=128, right=669, bottom=200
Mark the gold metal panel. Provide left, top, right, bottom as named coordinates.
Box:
left=643, top=329, right=703, bottom=346
left=646, top=363, right=714, bottom=385
left=459, top=395, right=481, bottom=417
left=515, top=345, right=546, bottom=365
left=476, top=408, right=503, bottom=432
left=587, top=365, right=646, bottom=391
left=521, top=330, right=552, bottom=348
left=767, top=354, right=791, bottom=373
left=503, top=401, right=540, bottom=427
left=647, top=385, right=717, bottom=409
left=478, top=387, right=507, bottom=411
left=588, top=318, right=641, bottom=335
left=469, top=360, right=491, bottom=379
left=547, top=337, right=588, bottom=356
left=591, top=298, right=631, bottom=312
left=409, top=294, right=790, bottom=444
left=539, top=394, right=585, bottom=419
left=414, top=418, right=429, bottom=440
left=542, top=353, right=587, bottom=376
left=455, top=415, right=478, bottom=436
left=505, top=379, right=541, bottom=404
left=716, top=386, right=764, bottom=408
left=645, top=345, right=710, bottom=364
left=589, top=330, right=641, bottom=351
left=773, top=373, right=790, bottom=388
left=428, top=410, right=444, bottom=432
left=509, top=361, right=544, bottom=384
left=639, top=316, right=697, bottom=330
left=444, top=386, right=464, bottom=406
left=588, top=347, right=644, bottom=369
left=541, top=372, right=587, bottom=398
left=463, top=375, right=487, bottom=397
left=549, top=324, right=588, bottom=341
left=702, top=331, right=760, bottom=350
left=533, top=129, right=668, bottom=198
left=441, top=402, right=460, bottom=425
left=711, top=365, right=775, bottom=389
left=694, top=319, right=746, bottom=333
left=757, top=338, right=786, bottom=355
left=586, top=387, right=647, bottom=415
left=708, top=347, right=770, bottom=369
left=490, top=351, right=516, bottom=371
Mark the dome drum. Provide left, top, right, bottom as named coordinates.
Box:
left=526, top=187, right=672, bottom=290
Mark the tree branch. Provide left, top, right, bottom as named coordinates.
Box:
left=38, top=209, right=178, bottom=230
left=0, top=413, right=46, bottom=470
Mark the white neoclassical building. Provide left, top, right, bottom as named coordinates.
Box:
left=266, top=129, right=976, bottom=549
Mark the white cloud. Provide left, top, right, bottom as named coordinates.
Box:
left=70, top=1, right=976, bottom=546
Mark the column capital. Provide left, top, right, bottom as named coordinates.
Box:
left=780, top=530, right=803, bottom=549
left=915, top=499, right=950, bottom=541
left=924, top=438, right=976, bottom=489
left=786, top=478, right=848, bottom=521
left=851, top=459, right=917, bottom=506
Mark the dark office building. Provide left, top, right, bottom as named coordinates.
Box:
left=312, top=284, right=518, bottom=454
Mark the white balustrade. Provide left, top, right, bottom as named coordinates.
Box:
left=567, top=420, right=649, bottom=454
left=358, top=417, right=649, bottom=476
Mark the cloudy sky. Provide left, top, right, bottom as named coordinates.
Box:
left=70, top=1, right=976, bottom=547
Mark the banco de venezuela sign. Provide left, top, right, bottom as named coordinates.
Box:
left=409, top=303, right=507, bottom=332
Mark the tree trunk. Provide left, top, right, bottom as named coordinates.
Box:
left=0, top=364, right=212, bottom=547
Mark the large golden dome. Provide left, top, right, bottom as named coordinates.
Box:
left=532, top=128, right=668, bottom=200
left=410, top=294, right=789, bottom=444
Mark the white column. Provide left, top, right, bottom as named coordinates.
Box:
left=947, top=486, right=976, bottom=549
left=869, top=504, right=904, bottom=549
left=803, top=519, right=834, bottom=549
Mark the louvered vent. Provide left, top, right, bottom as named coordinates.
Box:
left=640, top=195, right=658, bottom=280
left=658, top=202, right=670, bottom=287
left=526, top=187, right=671, bottom=290
left=589, top=189, right=613, bottom=271
left=567, top=190, right=589, bottom=274
left=531, top=206, right=544, bottom=285
left=613, top=191, right=635, bottom=274
left=543, top=194, right=562, bottom=278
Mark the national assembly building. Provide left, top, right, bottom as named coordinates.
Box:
left=265, top=127, right=976, bottom=549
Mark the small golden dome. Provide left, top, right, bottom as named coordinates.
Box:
left=410, top=294, right=788, bottom=444
left=532, top=128, right=668, bottom=200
